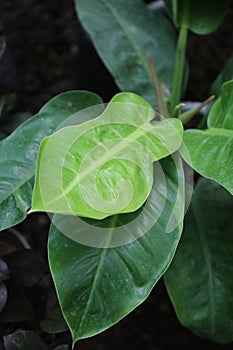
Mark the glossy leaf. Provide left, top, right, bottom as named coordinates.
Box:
left=75, top=0, right=177, bottom=107
left=0, top=91, right=102, bottom=231
left=3, top=330, right=47, bottom=350
left=181, top=80, right=233, bottom=195
left=164, top=0, right=227, bottom=34
left=48, top=155, right=185, bottom=344
left=31, top=93, right=183, bottom=219
left=165, top=178, right=233, bottom=343
left=211, top=53, right=233, bottom=96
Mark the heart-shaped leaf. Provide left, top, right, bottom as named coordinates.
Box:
left=0, top=91, right=102, bottom=231
left=165, top=178, right=233, bottom=343
left=48, top=154, right=185, bottom=345
left=75, top=0, right=177, bottom=107
left=181, top=80, right=233, bottom=195
left=31, top=93, right=183, bottom=219
left=164, top=0, right=227, bottom=34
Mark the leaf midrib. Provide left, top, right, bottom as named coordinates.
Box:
left=77, top=215, right=118, bottom=336
left=47, top=121, right=154, bottom=205
left=100, top=0, right=151, bottom=82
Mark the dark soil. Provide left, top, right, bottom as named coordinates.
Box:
left=0, top=1, right=233, bottom=349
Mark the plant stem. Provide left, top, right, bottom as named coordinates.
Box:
left=146, top=52, right=169, bottom=118
left=170, top=24, right=188, bottom=115
left=179, top=95, right=215, bottom=125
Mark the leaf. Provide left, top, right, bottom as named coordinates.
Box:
left=31, top=93, right=183, bottom=219
left=164, top=0, right=227, bottom=34
left=0, top=91, right=102, bottom=231
left=181, top=80, right=233, bottom=195
left=0, top=283, right=7, bottom=313
left=165, top=178, right=233, bottom=343
left=0, top=38, right=6, bottom=60
left=75, top=0, right=177, bottom=107
left=3, top=330, right=47, bottom=350
left=0, top=259, right=9, bottom=282
left=40, top=306, right=68, bottom=334
left=211, top=53, right=233, bottom=96
left=53, top=346, right=69, bottom=350
left=48, top=154, right=185, bottom=344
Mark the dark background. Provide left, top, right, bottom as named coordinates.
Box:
left=0, top=0, right=233, bottom=349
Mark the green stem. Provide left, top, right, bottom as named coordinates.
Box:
left=179, top=95, right=215, bottom=125
left=170, top=24, right=188, bottom=115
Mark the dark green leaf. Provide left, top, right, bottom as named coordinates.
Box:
left=0, top=282, right=7, bottom=313
left=53, top=346, right=69, bottom=350
left=165, top=178, right=233, bottom=343
left=182, top=80, right=233, bottom=195
left=0, top=259, right=9, bottom=281
left=75, top=0, right=177, bottom=107
left=3, top=330, right=47, bottom=350
left=164, top=0, right=227, bottom=34
left=48, top=155, right=185, bottom=344
left=40, top=306, right=68, bottom=334
left=0, top=91, right=102, bottom=231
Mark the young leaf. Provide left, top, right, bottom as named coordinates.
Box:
left=31, top=93, right=183, bottom=219
left=75, top=0, right=177, bottom=107
left=164, top=0, right=227, bottom=34
left=181, top=80, right=233, bottom=195
left=165, top=178, right=233, bottom=344
left=0, top=91, right=102, bottom=231
left=48, top=155, right=185, bottom=345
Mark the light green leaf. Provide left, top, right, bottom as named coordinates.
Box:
left=75, top=0, right=177, bottom=107
left=211, top=53, right=233, bottom=97
left=164, top=0, right=227, bottom=34
left=48, top=155, right=185, bottom=344
left=0, top=91, right=102, bottom=231
left=165, top=178, right=233, bottom=344
left=181, top=80, right=233, bottom=195
left=31, top=93, right=183, bottom=219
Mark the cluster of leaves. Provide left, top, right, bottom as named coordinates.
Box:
left=0, top=0, right=233, bottom=348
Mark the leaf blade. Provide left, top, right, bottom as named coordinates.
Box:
left=75, top=0, right=177, bottom=107
left=48, top=155, right=185, bottom=344
left=181, top=80, right=233, bottom=195
left=165, top=178, right=233, bottom=343
left=0, top=91, right=103, bottom=231
left=31, top=93, right=183, bottom=218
